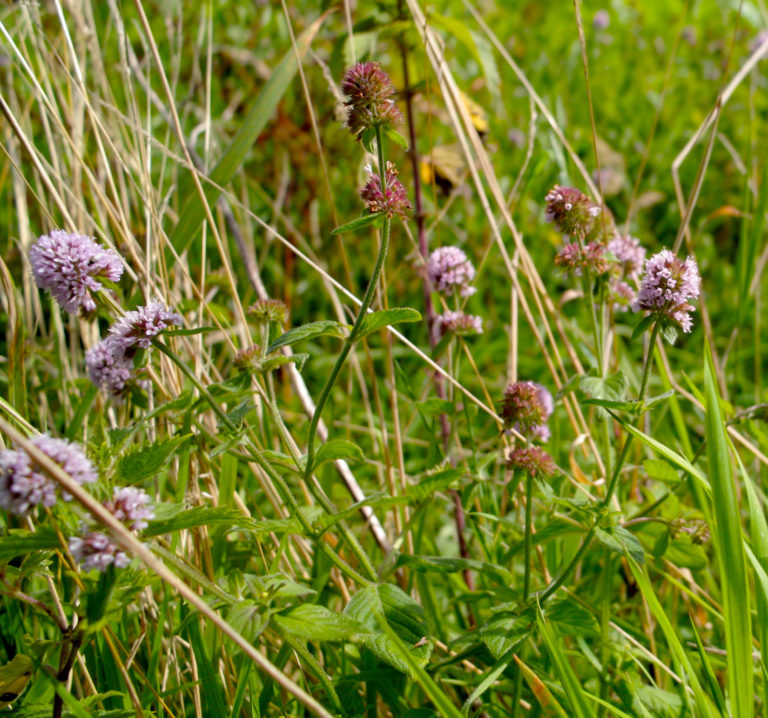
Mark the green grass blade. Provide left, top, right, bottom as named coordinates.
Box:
left=703, top=342, right=754, bottom=718
left=169, top=14, right=327, bottom=253
left=536, top=602, right=596, bottom=718
left=627, top=556, right=718, bottom=717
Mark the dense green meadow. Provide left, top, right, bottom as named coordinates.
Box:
left=1, top=0, right=768, bottom=715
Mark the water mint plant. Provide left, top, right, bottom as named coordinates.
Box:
left=0, top=4, right=764, bottom=717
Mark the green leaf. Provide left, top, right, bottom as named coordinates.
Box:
left=117, top=436, right=189, bottom=482
left=0, top=527, right=59, bottom=561
left=546, top=597, right=600, bottom=637
left=226, top=601, right=266, bottom=644
left=356, top=308, right=422, bottom=341
left=314, top=439, right=365, bottom=466
left=394, top=553, right=512, bottom=585
left=163, top=326, right=217, bottom=337
left=383, top=127, right=409, bottom=150
left=267, top=320, right=346, bottom=353
left=273, top=604, right=363, bottom=642
left=643, top=459, right=680, bottom=484
left=631, top=314, right=656, bottom=342
left=595, top=526, right=644, bottom=563
left=169, top=16, right=326, bottom=253
left=330, top=212, right=383, bottom=235
left=406, top=468, right=464, bottom=502
left=580, top=370, right=628, bottom=402
left=480, top=608, right=533, bottom=659
left=143, top=506, right=258, bottom=538
left=704, top=341, right=753, bottom=718
left=344, top=583, right=432, bottom=677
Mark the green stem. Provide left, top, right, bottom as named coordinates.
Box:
left=156, top=341, right=373, bottom=586
left=538, top=319, right=663, bottom=601
left=523, top=472, right=534, bottom=600
left=638, top=321, right=661, bottom=400
left=304, top=126, right=391, bottom=475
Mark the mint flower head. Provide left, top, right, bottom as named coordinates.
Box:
left=85, top=336, right=134, bottom=399
left=341, top=62, right=403, bottom=139
left=0, top=435, right=97, bottom=516
left=607, top=235, right=646, bottom=278
left=501, top=381, right=553, bottom=440
left=506, top=446, right=556, bottom=478
left=555, top=241, right=611, bottom=277
left=426, top=246, right=477, bottom=298
left=360, top=162, right=412, bottom=220
left=109, top=300, right=182, bottom=354
left=69, top=486, right=154, bottom=572
left=432, top=311, right=483, bottom=342
left=633, top=249, right=701, bottom=333
left=544, top=186, right=601, bottom=239
left=29, top=230, right=123, bottom=313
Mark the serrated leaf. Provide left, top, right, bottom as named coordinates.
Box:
left=258, top=353, right=309, bottom=373
left=118, top=436, right=188, bottom=482
left=143, top=506, right=257, bottom=538
left=0, top=527, right=59, bottom=560
left=356, top=308, right=421, bottom=341
left=314, top=439, right=365, bottom=466
left=546, top=597, right=600, bottom=637
left=394, top=553, right=512, bottom=585
left=273, top=604, right=363, bottom=642
left=481, top=610, right=533, bottom=659
left=406, top=468, right=463, bottom=502
left=595, top=526, right=645, bottom=563
left=267, top=321, right=346, bottom=353
left=226, top=600, right=267, bottom=644
left=330, top=212, right=383, bottom=235
left=580, top=371, right=628, bottom=402
left=344, top=584, right=432, bottom=676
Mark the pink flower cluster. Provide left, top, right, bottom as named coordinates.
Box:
left=544, top=186, right=601, bottom=239
left=432, top=310, right=483, bottom=342
left=29, top=230, right=123, bottom=313
left=501, top=381, right=554, bottom=442
left=426, top=246, right=477, bottom=298
left=633, top=249, right=701, bottom=333
left=341, top=62, right=403, bottom=139
left=360, top=162, right=412, bottom=220
left=0, top=435, right=97, bottom=515
left=87, top=300, right=182, bottom=398
left=69, top=486, right=154, bottom=572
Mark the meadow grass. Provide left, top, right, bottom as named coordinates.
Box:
left=1, top=1, right=767, bottom=716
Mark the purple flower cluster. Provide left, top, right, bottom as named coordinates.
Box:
left=432, top=311, right=483, bottom=342
left=607, top=235, right=646, bottom=278
left=544, top=186, right=601, bottom=239
left=360, top=162, right=412, bottom=220
left=109, top=301, right=183, bottom=353
left=501, top=381, right=554, bottom=441
left=0, top=436, right=97, bottom=516
left=87, top=301, right=182, bottom=398
left=555, top=241, right=611, bottom=277
left=506, top=445, right=556, bottom=478
left=632, top=249, right=701, bottom=333
left=341, top=62, right=403, bottom=139
left=69, top=486, right=154, bottom=572
left=426, top=246, right=477, bottom=298
left=29, top=230, right=123, bottom=313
